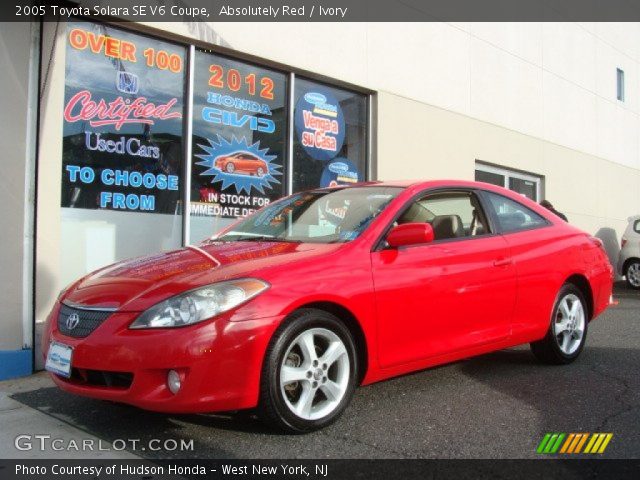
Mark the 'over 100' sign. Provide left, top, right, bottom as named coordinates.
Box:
left=60, top=21, right=185, bottom=214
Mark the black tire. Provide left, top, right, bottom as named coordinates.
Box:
left=258, top=309, right=358, bottom=433
left=530, top=284, right=589, bottom=365
left=625, top=260, right=640, bottom=289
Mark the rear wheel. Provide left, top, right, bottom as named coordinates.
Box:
left=259, top=309, right=357, bottom=433
left=530, top=284, right=588, bottom=365
left=625, top=260, right=640, bottom=289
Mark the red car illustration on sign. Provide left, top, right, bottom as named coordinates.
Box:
left=43, top=181, right=613, bottom=433
left=214, top=152, right=268, bottom=176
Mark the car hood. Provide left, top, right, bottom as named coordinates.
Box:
left=62, top=241, right=341, bottom=311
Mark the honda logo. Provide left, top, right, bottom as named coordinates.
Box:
left=116, top=71, right=139, bottom=94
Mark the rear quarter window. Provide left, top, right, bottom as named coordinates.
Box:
left=484, top=191, right=548, bottom=233
left=634, top=219, right=640, bottom=233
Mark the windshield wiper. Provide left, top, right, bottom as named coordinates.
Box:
left=219, top=235, right=275, bottom=242
left=223, top=234, right=302, bottom=243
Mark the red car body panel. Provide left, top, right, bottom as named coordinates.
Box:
left=43, top=180, right=614, bottom=413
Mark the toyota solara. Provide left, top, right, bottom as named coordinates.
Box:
left=43, top=180, right=613, bottom=432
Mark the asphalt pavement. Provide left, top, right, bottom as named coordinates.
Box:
left=3, top=283, right=639, bottom=459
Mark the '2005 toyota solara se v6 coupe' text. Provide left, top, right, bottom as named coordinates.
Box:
left=43, top=180, right=613, bottom=432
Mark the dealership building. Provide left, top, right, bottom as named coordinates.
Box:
left=1, top=19, right=639, bottom=379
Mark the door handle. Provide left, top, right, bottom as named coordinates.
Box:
left=493, top=258, right=512, bottom=267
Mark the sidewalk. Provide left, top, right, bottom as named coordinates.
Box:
left=0, top=372, right=138, bottom=459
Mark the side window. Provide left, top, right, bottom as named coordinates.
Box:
left=397, top=192, right=490, bottom=241
left=484, top=191, right=548, bottom=233
left=634, top=219, right=640, bottom=234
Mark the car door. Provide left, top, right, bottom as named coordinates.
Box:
left=371, top=189, right=517, bottom=368
left=239, top=154, right=257, bottom=173
left=479, top=190, right=567, bottom=340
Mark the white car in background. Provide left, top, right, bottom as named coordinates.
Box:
left=618, top=215, right=640, bottom=289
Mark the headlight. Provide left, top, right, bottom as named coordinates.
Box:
left=129, top=278, right=269, bottom=329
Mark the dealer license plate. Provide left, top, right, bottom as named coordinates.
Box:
left=45, top=342, right=73, bottom=378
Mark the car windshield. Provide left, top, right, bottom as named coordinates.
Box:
left=218, top=186, right=403, bottom=244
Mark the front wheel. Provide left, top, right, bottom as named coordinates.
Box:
left=259, top=309, right=358, bottom=433
left=530, top=284, right=588, bottom=365
left=625, top=260, right=640, bottom=289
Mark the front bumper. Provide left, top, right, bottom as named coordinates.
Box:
left=42, top=302, right=283, bottom=413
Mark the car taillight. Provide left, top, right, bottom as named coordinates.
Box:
left=621, top=238, right=627, bottom=248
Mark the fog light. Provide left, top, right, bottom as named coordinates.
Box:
left=167, top=370, right=181, bottom=394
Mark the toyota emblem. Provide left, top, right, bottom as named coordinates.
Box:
left=66, top=313, right=80, bottom=330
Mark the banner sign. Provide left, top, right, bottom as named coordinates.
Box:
left=60, top=21, right=185, bottom=214
left=295, top=89, right=345, bottom=161
left=292, top=80, right=366, bottom=191
left=191, top=52, right=286, bottom=219
left=320, top=158, right=361, bottom=187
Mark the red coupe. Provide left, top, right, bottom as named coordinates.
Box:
left=43, top=181, right=613, bottom=432
left=214, top=152, right=268, bottom=176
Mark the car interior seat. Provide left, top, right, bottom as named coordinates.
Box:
left=431, top=214, right=465, bottom=240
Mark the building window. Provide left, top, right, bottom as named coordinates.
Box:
left=59, top=21, right=187, bottom=284
left=292, top=78, right=368, bottom=193
left=474, top=163, right=542, bottom=202
left=189, top=50, right=288, bottom=242
left=58, top=20, right=372, bottom=260
left=617, top=68, right=625, bottom=101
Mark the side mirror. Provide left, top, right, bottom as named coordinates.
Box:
left=386, top=223, right=434, bottom=248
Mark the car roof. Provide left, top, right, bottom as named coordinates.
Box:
left=323, top=179, right=561, bottom=223
left=348, top=179, right=507, bottom=190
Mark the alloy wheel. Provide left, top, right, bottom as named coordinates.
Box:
left=553, top=293, right=586, bottom=355
left=279, top=328, right=350, bottom=421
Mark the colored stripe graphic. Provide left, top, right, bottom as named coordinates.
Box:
left=544, top=434, right=559, bottom=453
left=550, top=433, right=565, bottom=453
left=584, top=433, right=599, bottom=453
left=537, top=433, right=552, bottom=454
left=538, top=433, right=613, bottom=454
left=574, top=433, right=589, bottom=453
left=559, top=433, right=575, bottom=453
left=597, top=434, right=613, bottom=453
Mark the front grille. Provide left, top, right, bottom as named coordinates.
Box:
left=57, top=303, right=113, bottom=338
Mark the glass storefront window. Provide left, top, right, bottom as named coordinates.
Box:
left=189, top=50, right=288, bottom=243
left=292, top=78, right=367, bottom=192
left=475, top=163, right=541, bottom=202
left=57, top=21, right=370, bottom=271
left=60, top=21, right=186, bottom=284
left=508, top=177, right=537, bottom=201
left=475, top=169, right=504, bottom=187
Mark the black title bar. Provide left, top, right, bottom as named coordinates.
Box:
left=6, top=0, right=640, bottom=22
left=3, top=459, right=640, bottom=480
